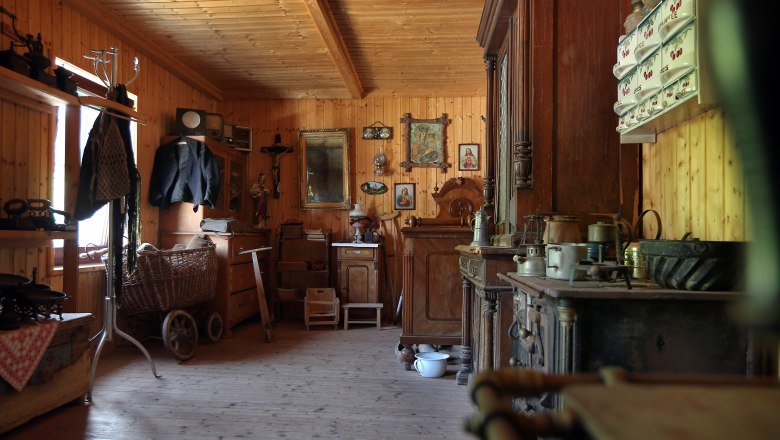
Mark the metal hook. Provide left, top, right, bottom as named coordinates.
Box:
left=83, top=47, right=141, bottom=94
left=83, top=50, right=111, bottom=89
left=125, top=57, right=140, bottom=87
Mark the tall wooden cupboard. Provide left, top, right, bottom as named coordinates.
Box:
left=478, top=0, right=640, bottom=242
left=157, top=135, right=271, bottom=338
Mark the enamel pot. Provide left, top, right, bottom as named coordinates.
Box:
left=545, top=243, right=589, bottom=280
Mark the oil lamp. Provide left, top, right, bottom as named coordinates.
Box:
left=349, top=198, right=368, bottom=243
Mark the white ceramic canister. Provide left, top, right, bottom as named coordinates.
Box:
left=674, top=69, right=698, bottom=102
left=545, top=243, right=589, bottom=280
left=634, top=4, right=663, bottom=63
left=613, top=30, right=638, bottom=79
left=635, top=49, right=663, bottom=103
left=614, top=68, right=640, bottom=115
left=659, top=0, right=695, bottom=41
left=660, top=21, right=695, bottom=86
left=647, top=89, right=665, bottom=116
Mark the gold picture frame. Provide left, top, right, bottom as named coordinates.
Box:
left=399, top=113, right=451, bottom=172
left=298, top=128, right=351, bottom=210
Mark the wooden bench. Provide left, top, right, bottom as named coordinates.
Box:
left=342, top=303, right=383, bottom=330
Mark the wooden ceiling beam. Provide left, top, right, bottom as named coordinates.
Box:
left=63, top=0, right=223, bottom=100
left=302, top=0, right=364, bottom=99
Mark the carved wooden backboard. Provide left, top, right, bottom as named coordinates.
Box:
left=432, top=177, right=484, bottom=220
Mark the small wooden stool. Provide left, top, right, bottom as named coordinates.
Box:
left=342, top=303, right=383, bottom=330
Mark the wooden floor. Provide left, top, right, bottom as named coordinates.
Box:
left=2, top=319, right=477, bottom=440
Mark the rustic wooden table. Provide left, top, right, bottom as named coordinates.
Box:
left=564, top=383, right=780, bottom=439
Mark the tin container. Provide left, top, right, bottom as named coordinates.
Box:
left=624, top=242, right=648, bottom=279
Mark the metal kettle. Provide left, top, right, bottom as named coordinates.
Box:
left=470, top=207, right=491, bottom=246
left=513, top=244, right=546, bottom=277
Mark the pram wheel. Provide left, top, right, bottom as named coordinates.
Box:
left=203, top=311, right=223, bottom=342
left=162, top=309, right=198, bottom=361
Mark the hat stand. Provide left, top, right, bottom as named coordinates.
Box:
left=80, top=48, right=160, bottom=402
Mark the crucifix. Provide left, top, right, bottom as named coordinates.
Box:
left=260, top=134, right=293, bottom=198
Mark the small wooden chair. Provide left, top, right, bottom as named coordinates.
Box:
left=304, top=288, right=340, bottom=330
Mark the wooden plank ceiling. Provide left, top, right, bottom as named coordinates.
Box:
left=78, top=0, right=488, bottom=99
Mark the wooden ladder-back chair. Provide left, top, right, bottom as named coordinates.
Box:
left=304, top=288, right=340, bottom=330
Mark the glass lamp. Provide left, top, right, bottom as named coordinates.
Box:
left=349, top=198, right=368, bottom=243
left=373, top=149, right=388, bottom=176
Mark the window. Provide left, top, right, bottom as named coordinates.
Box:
left=52, top=58, right=138, bottom=266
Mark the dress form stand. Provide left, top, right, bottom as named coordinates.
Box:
left=82, top=48, right=159, bottom=402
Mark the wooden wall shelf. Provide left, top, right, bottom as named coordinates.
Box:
left=0, top=230, right=77, bottom=247
left=0, top=67, right=78, bottom=108
left=0, top=65, right=81, bottom=302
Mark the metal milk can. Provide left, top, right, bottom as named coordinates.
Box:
left=470, top=207, right=491, bottom=246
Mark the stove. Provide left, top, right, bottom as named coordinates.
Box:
left=499, top=273, right=762, bottom=413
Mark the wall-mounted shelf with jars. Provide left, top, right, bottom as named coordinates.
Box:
left=614, top=0, right=718, bottom=144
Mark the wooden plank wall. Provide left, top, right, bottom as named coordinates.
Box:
left=220, top=97, right=485, bottom=314
left=642, top=107, right=746, bottom=242
left=218, top=97, right=486, bottom=242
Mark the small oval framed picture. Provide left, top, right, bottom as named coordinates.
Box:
left=458, top=143, right=479, bottom=171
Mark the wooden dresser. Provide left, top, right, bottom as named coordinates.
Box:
left=156, top=135, right=272, bottom=338
left=160, top=231, right=271, bottom=337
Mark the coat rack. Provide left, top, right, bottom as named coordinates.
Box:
left=81, top=48, right=159, bottom=402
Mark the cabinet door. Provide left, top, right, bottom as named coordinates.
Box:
left=340, top=260, right=377, bottom=303
left=213, top=154, right=226, bottom=214
left=228, top=159, right=244, bottom=215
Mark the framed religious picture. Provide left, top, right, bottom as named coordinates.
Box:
left=399, top=113, right=451, bottom=172
left=394, top=183, right=416, bottom=210
left=458, top=143, right=479, bottom=171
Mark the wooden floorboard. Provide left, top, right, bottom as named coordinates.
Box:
left=2, top=319, right=477, bottom=440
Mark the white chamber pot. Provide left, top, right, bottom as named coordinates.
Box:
left=414, top=352, right=450, bottom=378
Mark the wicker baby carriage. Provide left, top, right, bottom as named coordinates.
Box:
left=108, top=242, right=220, bottom=361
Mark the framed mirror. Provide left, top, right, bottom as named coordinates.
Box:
left=298, top=128, right=351, bottom=210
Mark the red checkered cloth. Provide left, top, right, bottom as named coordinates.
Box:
left=0, top=320, right=59, bottom=391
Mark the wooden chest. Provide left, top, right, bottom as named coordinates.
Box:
left=1, top=313, right=93, bottom=433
